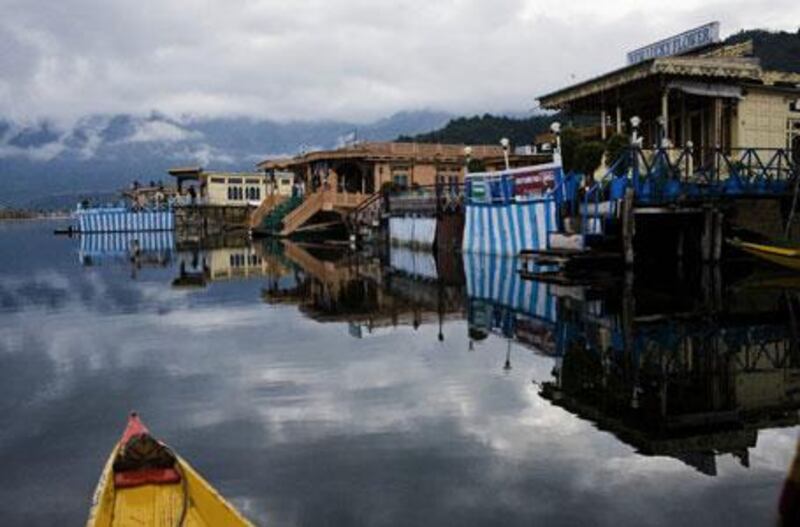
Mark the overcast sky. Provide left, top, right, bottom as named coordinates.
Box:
left=1, top=0, right=798, bottom=124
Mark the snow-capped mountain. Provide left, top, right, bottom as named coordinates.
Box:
left=0, top=110, right=452, bottom=208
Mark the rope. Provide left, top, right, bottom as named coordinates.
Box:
left=785, top=174, right=800, bottom=239
left=174, top=460, right=189, bottom=527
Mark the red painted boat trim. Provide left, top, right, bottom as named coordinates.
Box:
left=114, top=467, right=182, bottom=488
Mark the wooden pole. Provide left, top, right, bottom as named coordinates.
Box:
left=661, top=89, right=670, bottom=145
left=622, top=187, right=635, bottom=266
left=713, top=210, right=723, bottom=262
left=601, top=110, right=607, bottom=140
left=701, top=208, right=713, bottom=262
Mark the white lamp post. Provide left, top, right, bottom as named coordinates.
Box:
left=500, top=137, right=510, bottom=170
left=464, top=146, right=473, bottom=174
left=550, top=121, right=562, bottom=165
left=630, top=116, right=641, bottom=146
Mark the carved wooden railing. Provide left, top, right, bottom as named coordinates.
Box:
left=279, top=190, right=373, bottom=235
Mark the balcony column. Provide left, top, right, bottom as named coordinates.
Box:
left=601, top=110, right=607, bottom=140
left=661, top=88, right=670, bottom=146
left=616, top=105, right=622, bottom=135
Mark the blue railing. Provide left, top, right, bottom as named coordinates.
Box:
left=603, top=146, right=797, bottom=204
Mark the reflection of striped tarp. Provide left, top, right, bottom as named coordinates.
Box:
left=388, top=217, right=436, bottom=247
left=462, top=198, right=557, bottom=256
left=389, top=246, right=438, bottom=280
left=76, top=208, right=175, bottom=233
left=79, top=231, right=175, bottom=257
left=463, top=251, right=556, bottom=322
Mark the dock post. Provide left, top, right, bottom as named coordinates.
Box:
left=701, top=207, right=712, bottom=262
left=622, top=187, right=635, bottom=266
left=676, top=229, right=685, bottom=260
left=712, top=210, right=723, bottom=262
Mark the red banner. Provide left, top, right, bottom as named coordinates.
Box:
left=513, top=168, right=556, bottom=196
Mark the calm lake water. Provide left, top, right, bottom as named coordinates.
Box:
left=1, top=220, right=799, bottom=526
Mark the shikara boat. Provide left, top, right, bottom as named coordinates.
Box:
left=87, top=413, right=254, bottom=527
left=728, top=238, right=800, bottom=271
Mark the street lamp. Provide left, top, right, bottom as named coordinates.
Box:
left=630, top=116, right=641, bottom=146
left=550, top=121, right=562, bottom=164
left=464, top=145, right=473, bottom=174
left=500, top=137, right=510, bottom=170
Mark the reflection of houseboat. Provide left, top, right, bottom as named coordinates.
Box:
left=172, top=239, right=294, bottom=288
left=463, top=251, right=800, bottom=475
left=78, top=231, right=174, bottom=266
left=258, top=241, right=465, bottom=337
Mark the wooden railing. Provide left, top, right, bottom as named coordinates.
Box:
left=279, top=190, right=373, bottom=236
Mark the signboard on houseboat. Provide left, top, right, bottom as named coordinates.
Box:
left=626, top=22, right=720, bottom=65
left=513, top=166, right=557, bottom=196
left=466, top=163, right=559, bottom=203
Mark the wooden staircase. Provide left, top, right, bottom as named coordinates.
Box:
left=279, top=190, right=372, bottom=236
left=249, top=194, right=287, bottom=229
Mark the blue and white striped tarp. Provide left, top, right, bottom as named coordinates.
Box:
left=462, top=198, right=557, bottom=256
left=389, top=246, right=438, bottom=280
left=76, top=208, right=175, bottom=233
left=463, top=251, right=557, bottom=323
left=79, top=231, right=175, bottom=261
left=389, top=217, right=437, bottom=247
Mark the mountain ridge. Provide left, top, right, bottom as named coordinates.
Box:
left=0, top=110, right=452, bottom=207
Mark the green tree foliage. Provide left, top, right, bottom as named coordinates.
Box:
left=398, top=113, right=557, bottom=146
left=574, top=141, right=606, bottom=176
left=605, top=133, right=629, bottom=175
left=559, top=127, right=586, bottom=173
left=725, top=29, right=800, bottom=73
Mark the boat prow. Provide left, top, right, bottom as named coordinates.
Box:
left=727, top=238, right=800, bottom=271
left=87, top=413, right=254, bottom=527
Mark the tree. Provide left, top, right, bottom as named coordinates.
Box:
left=559, top=128, right=583, bottom=173
left=574, top=141, right=606, bottom=177
left=605, top=133, right=629, bottom=175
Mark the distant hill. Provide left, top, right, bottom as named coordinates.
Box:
left=726, top=29, right=800, bottom=73
left=0, top=110, right=452, bottom=208
left=397, top=113, right=559, bottom=146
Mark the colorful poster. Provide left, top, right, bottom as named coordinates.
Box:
left=513, top=167, right=556, bottom=196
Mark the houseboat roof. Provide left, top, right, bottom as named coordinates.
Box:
left=257, top=142, right=508, bottom=170
left=538, top=40, right=800, bottom=110
left=167, top=166, right=204, bottom=176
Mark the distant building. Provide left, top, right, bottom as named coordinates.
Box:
left=167, top=167, right=269, bottom=207
left=257, top=141, right=547, bottom=194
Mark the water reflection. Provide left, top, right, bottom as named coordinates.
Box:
left=3, top=222, right=800, bottom=525
left=75, top=230, right=800, bottom=480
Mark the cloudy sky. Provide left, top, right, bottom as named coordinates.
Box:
left=1, top=0, right=799, bottom=124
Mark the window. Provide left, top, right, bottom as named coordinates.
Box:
left=229, top=186, right=243, bottom=200
left=210, top=177, right=225, bottom=184
left=789, top=119, right=800, bottom=165
left=393, top=174, right=408, bottom=188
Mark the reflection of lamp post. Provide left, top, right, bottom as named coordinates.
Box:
left=503, top=339, right=512, bottom=372
left=500, top=137, right=510, bottom=170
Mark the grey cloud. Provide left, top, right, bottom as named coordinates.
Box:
left=1, top=0, right=799, bottom=124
